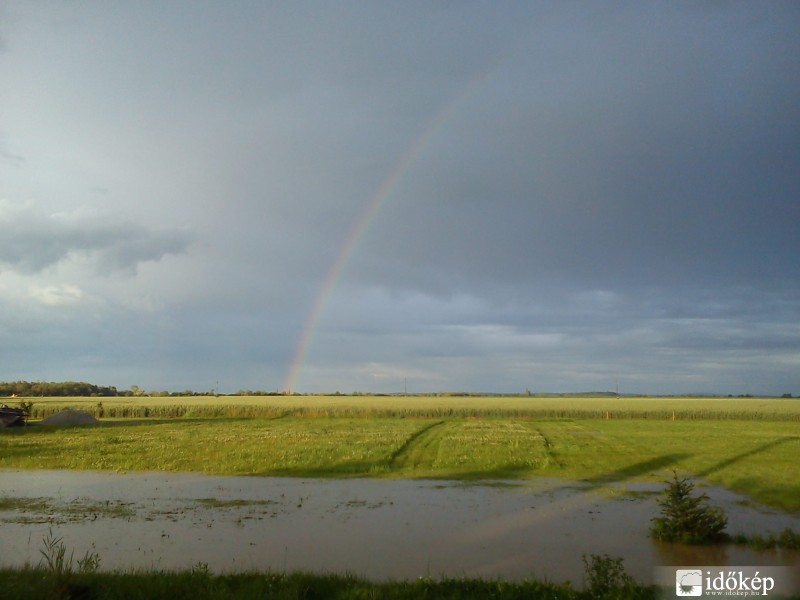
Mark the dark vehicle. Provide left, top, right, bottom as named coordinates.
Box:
left=0, top=404, right=28, bottom=427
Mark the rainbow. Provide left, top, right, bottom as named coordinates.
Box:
left=282, top=63, right=501, bottom=393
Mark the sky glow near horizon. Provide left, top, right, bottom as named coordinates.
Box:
left=1, top=2, right=799, bottom=395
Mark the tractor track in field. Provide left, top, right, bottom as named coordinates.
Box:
left=388, top=420, right=447, bottom=470
left=530, top=425, right=563, bottom=468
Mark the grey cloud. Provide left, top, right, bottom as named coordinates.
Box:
left=0, top=201, right=192, bottom=275
left=300, top=279, right=800, bottom=394
left=0, top=8, right=7, bottom=53
left=0, top=136, right=24, bottom=166
left=341, top=3, right=800, bottom=297
left=0, top=147, right=24, bottom=166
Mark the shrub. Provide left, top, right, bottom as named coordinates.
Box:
left=582, top=554, right=636, bottom=598
left=650, top=471, right=727, bottom=544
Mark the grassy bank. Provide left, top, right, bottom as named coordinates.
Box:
left=0, top=567, right=656, bottom=600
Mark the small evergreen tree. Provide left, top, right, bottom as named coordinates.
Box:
left=651, top=471, right=727, bottom=544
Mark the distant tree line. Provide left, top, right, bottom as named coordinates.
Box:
left=0, top=381, right=120, bottom=397
left=0, top=381, right=229, bottom=397
left=1, top=381, right=796, bottom=399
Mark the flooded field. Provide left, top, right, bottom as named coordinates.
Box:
left=0, top=470, right=798, bottom=584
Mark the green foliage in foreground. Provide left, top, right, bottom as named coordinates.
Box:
left=4, top=531, right=655, bottom=599
left=582, top=554, right=639, bottom=598
left=0, top=567, right=656, bottom=600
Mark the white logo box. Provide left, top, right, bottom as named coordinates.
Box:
left=655, top=566, right=799, bottom=599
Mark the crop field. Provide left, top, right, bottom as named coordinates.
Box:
left=17, top=394, right=800, bottom=420
left=2, top=396, right=799, bottom=512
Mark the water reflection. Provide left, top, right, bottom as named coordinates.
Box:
left=0, top=470, right=797, bottom=583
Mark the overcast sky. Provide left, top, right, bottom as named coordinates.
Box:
left=1, top=2, right=798, bottom=395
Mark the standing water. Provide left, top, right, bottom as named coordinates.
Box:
left=0, top=470, right=798, bottom=584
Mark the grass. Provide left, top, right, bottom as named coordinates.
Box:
left=194, top=498, right=279, bottom=509
left=0, top=496, right=136, bottom=524
left=2, top=406, right=799, bottom=511
left=2, top=396, right=796, bottom=598
left=0, top=567, right=658, bottom=599
left=562, top=420, right=800, bottom=512
left=0, top=533, right=655, bottom=600
left=730, top=528, right=800, bottom=550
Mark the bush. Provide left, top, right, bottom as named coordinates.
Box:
left=650, top=471, right=727, bottom=544
left=582, top=554, right=637, bottom=598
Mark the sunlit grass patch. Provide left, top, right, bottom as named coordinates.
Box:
left=393, top=419, right=554, bottom=476
left=567, top=420, right=800, bottom=512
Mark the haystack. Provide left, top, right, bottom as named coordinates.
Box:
left=39, top=409, right=98, bottom=426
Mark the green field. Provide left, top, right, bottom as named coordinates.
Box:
left=2, top=396, right=799, bottom=512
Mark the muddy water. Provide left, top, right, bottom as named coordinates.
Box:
left=0, top=470, right=798, bottom=584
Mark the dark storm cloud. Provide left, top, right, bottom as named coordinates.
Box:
left=351, top=3, right=800, bottom=297
left=0, top=201, right=192, bottom=275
